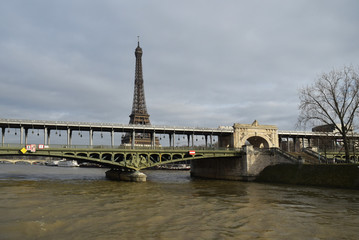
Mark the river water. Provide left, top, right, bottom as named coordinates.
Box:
left=0, top=164, right=358, bottom=240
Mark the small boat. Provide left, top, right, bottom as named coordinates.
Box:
left=57, top=160, right=80, bottom=167
left=79, top=162, right=104, bottom=168
left=45, top=160, right=59, bottom=166
left=158, top=164, right=190, bottom=170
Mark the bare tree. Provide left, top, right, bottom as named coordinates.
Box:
left=298, top=65, right=359, bottom=162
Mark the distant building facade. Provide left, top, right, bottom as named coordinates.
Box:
left=312, top=124, right=353, bottom=133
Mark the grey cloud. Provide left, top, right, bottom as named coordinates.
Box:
left=1, top=0, right=359, bottom=131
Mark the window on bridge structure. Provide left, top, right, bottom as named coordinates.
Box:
left=90, top=153, right=100, bottom=159
left=246, top=136, right=269, bottom=148
left=173, top=154, right=182, bottom=161
left=150, top=154, right=160, bottom=163
left=102, top=154, right=112, bottom=161
left=126, top=154, right=134, bottom=161
left=161, top=154, right=171, bottom=162
left=114, top=154, right=125, bottom=163
left=77, top=153, right=87, bottom=158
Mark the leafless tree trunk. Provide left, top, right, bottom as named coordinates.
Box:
left=298, top=66, right=359, bottom=162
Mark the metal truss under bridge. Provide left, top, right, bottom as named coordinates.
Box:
left=0, top=145, right=242, bottom=171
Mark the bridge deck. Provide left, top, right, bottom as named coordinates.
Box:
left=2, top=118, right=359, bottom=139
left=0, top=118, right=233, bottom=135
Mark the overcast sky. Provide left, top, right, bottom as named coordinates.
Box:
left=1, top=0, right=358, bottom=131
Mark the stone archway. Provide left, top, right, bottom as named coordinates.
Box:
left=232, top=120, right=279, bottom=148
left=246, top=136, right=269, bottom=148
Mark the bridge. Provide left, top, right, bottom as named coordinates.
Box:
left=0, top=118, right=232, bottom=148
left=0, top=144, right=240, bottom=171
left=2, top=118, right=354, bottom=149
left=1, top=118, right=358, bottom=181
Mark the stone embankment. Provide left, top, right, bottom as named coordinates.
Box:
left=256, top=164, right=359, bottom=189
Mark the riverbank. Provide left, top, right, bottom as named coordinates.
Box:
left=256, top=164, right=359, bottom=189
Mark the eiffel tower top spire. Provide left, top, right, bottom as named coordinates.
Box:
left=129, top=37, right=150, bottom=125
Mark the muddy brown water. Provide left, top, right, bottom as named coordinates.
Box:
left=1, top=164, right=358, bottom=239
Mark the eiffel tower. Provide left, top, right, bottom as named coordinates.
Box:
left=122, top=39, right=159, bottom=146
left=129, top=39, right=150, bottom=125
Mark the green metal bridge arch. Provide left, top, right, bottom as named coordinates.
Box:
left=0, top=146, right=242, bottom=171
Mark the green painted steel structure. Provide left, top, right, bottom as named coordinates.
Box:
left=0, top=145, right=242, bottom=171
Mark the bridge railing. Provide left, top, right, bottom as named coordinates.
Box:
left=302, top=148, right=328, bottom=163
left=270, top=147, right=301, bottom=163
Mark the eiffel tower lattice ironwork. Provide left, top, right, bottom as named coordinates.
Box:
left=122, top=39, right=159, bottom=146
left=129, top=39, right=150, bottom=125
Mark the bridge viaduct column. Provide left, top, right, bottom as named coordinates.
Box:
left=44, top=128, right=48, bottom=145
left=287, top=137, right=290, bottom=152
left=301, top=137, right=306, bottom=150
left=89, top=129, right=93, bottom=146
left=47, top=129, right=51, bottom=145
left=151, top=132, right=155, bottom=148
left=308, top=137, right=312, bottom=147
left=131, top=129, right=135, bottom=149
left=293, top=137, right=298, bottom=152
left=1, top=127, right=4, bottom=146
left=172, top=133, right=175, bottom=147
left=169, top=134, right=172, bottom=147
left=111, top=130, right=115, bottom=147
left=67, top=128, right=72, bottom=146
left=24, top=128, right=28, bottom=145
left=20, top=126, right=24, bottom=145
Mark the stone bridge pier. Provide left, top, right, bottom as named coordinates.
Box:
left=190, top=145, right=299, bottom=181
left=191, top=121, right=296, bottom=181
